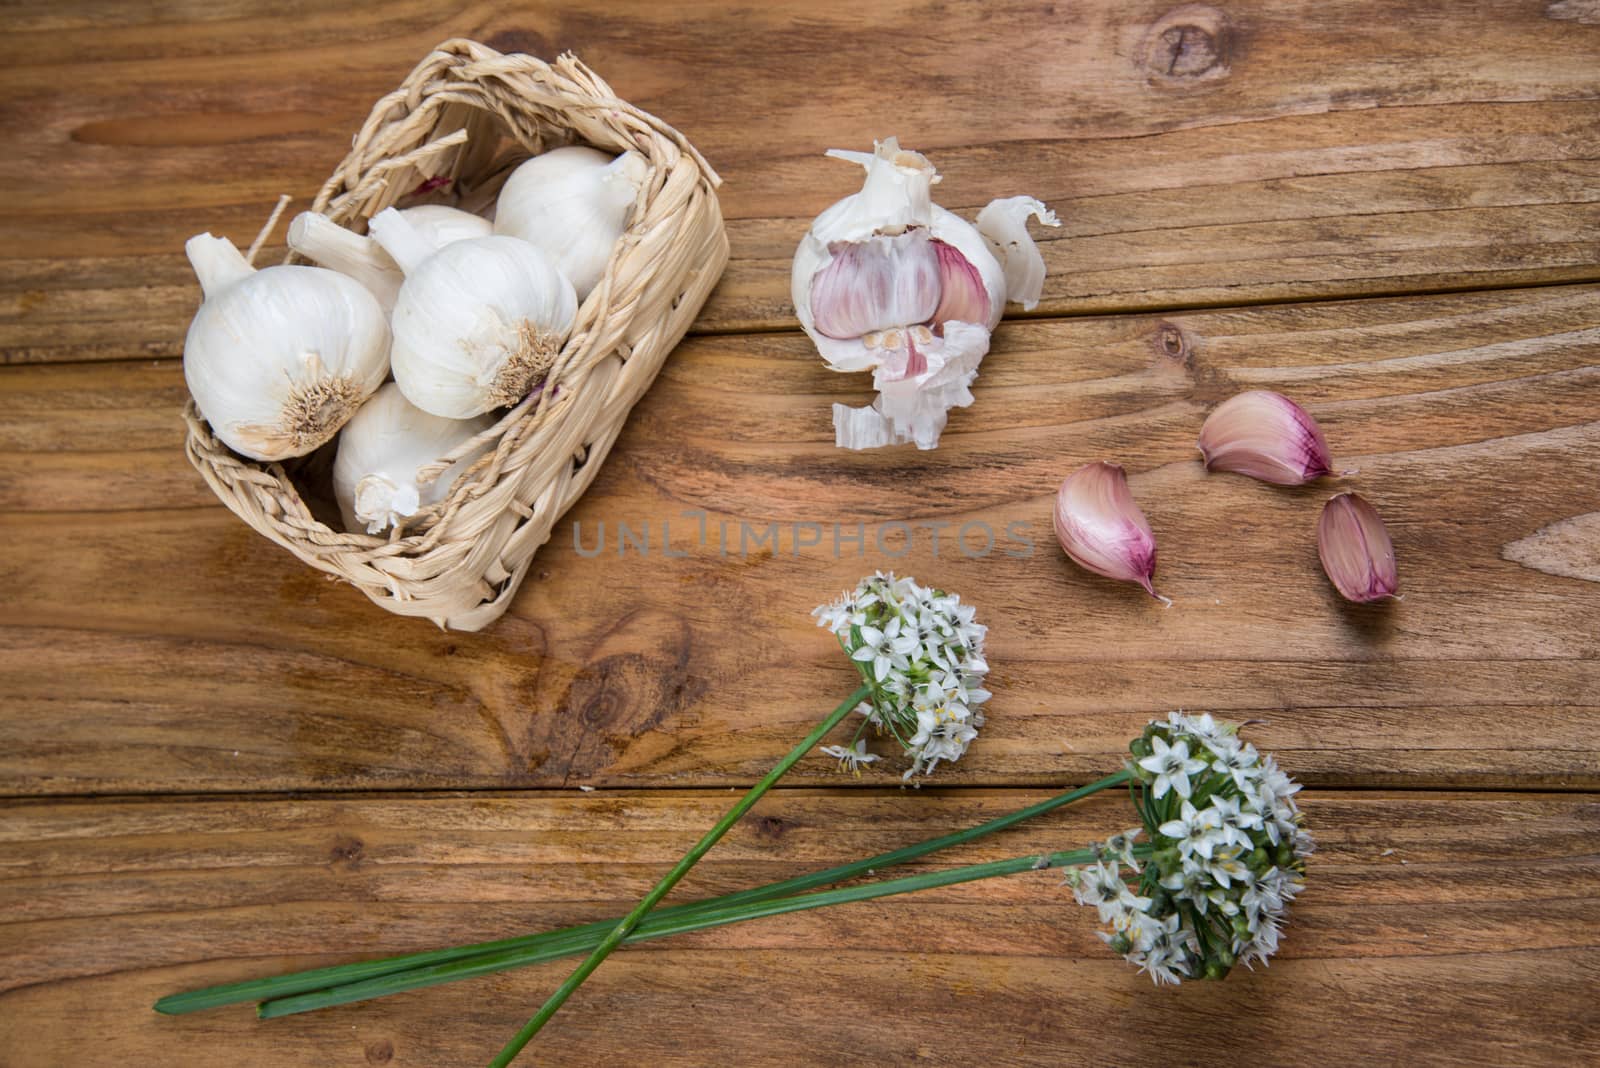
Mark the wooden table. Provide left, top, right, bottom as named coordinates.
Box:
left=3, top=3, right=1598, bottom=1064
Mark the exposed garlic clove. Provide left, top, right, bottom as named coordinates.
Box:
left=810, top=230, right=940, bottom=339
left=1317, top=492, right=1398, bottom=603
left=930, top=239, right=992, bottom=326
left=1197, top=390, right=1335, bottom=486
left=1053, top=461, right=1169, bottom=604
left=927, top=205, right=1009, bottom=330
left=976, top=196, right=1060, bottom=311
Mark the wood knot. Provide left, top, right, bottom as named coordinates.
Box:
left=365, top=1039, right=395, bottom=1064
left=1153, top=320, right=1192, bottom=364
left=1142, top=5, right=1234, bottom=84
left=329, top=834, right=365, bottom=865
left=748, top=815, right=792, bottom=840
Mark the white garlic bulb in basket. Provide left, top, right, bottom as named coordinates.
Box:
left=288, top=205, right=492, bottom=313
left=492, top=145, right=649, bottom=299
left=368, top=208, right=577, bottom=420
left=333, top=382, right=494, bottom=535
left=183, top=233, right=390, bottom=461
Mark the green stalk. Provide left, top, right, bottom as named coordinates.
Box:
left=277, top=842, right=1152, bottom=1041
left=251, top=769, right=1131, bottom=1019
left=487, top=683, right=875, bottom=1067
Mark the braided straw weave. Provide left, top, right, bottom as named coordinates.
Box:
left=183, top=40, right=728, bottom=631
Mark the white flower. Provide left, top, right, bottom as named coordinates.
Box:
left=814, top=572, right=989, bottom=778
left=1099, top=828, right=1144, bottom=872
left=1138, top=735, right=1208, bottom=800
left=1157, top=799, right=1223, bottom=860
left=1168, top=710, right=1231, bottom=749
left=819, top=740, right=879, bottom=776
left=1207, top=794, right=1262, bottom=851
left=1212, top=741, right=1263, bottom=791
left=1071, top=860, right=1151, bottom=924
left=849, top=615, right=919, bottom=683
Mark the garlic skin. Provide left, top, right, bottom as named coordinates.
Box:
left=791, top=138, right=1058, bottom=450
left=1318, top=492, right=1398, bottom=603
left=401, top=204, right=495, bottom=246
left=333, top=382, right=493, bottom=535
left=976, top=196, right=1059, bottom=311
left=1197, top=390, right=1335, bottom=486
left=1053, top=461, right=1169, bottom=604
left=288, top=206, right=491, bottom=313
left=493, top=146, right=649, bottom=299
left=183, top=233, right=389, bottom=461
left=369, top=208, right=577, bottom=420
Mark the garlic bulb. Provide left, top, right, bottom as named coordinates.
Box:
left=288, top=205, right=491, bottom=313
left=183, top=233, right=389, bottom=461
left=1197, top=391, right=1336, bottom=486
left=791, top=138, right=1059, bottom=450
left=493, top=146, right=649, bottom=299
left=1053, top=461, right=1170, bottom=604
left=1318, top=492, right=1398, bottom=603
left=368, top=208, right=577, bottom=419
left=333, top=382, right=493, bottom=534
left=402, top=204, right=497, bottom=246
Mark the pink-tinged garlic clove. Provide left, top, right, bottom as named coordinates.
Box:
left=809, top=231, right=940, bottom=340
left=1197, top=390, right=1335, bottom=486
left=1053, top=461, right=1169, bottom=604
left=930, top=239, right=991, bottom=327
left=1318, top=492, right=1398, bottom=603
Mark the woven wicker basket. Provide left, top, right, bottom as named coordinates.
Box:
left=183, top=39, right=727, bottom=631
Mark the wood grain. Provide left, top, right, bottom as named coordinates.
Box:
left=1, top=789, right=1595, bottom=1066
left=2, top=1, right=1599, bottom=361
left=3, top=285, right=1598, bottom=794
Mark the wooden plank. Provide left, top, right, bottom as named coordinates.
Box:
left=2, top=285, right=1599, bottom=793
left=0, top=789, right=1595, bottom=1066
left=2, top=2, right=1600, bottom=360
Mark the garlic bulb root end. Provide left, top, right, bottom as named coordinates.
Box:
left=354, top=474, right=421, bottom=534
left=487, top=321, right=562, bottom=408
left=231, top=369, right=365, bottom=460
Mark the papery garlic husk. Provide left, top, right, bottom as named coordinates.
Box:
left=1197, top=390, right=1335, bottom=486
left=333, top=382, right=493, bottom=535
left=1053, top=461, right=1169, bottom=604
left=493, top=146, right=649, bottom=299
left=1318, top=491, right=1398, bottom=603
left=369, top=208, right=577, bottom=419
left=288, top=205, right=491, bottom=313
left=183, top=233, right=389, bottom=461
left=791, top=138, right=1059, bottom=451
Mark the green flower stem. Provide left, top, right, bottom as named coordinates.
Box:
left=276, top=839, right=1154, bottom=1037
left=250, top=768, right=1132, bottom=1019
left=486, top=682, right=877, bottom=1067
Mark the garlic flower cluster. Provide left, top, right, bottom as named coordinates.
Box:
left=1061, top=713, right=1311, bottom=984
left=792, top=139, right=1058, bottom=451
left=184, top=141, right=648, bottom=536
left=813, top=571, right=990, bottom=778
